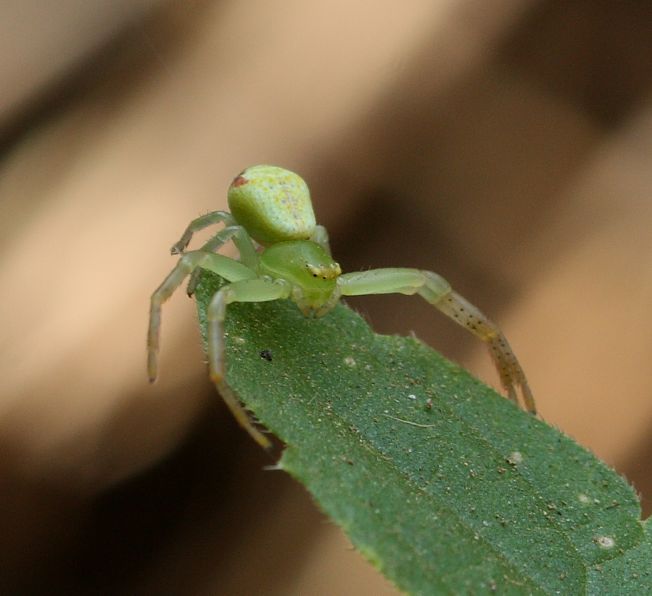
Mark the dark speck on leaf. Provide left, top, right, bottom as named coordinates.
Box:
left=260, top=349, right=273, bottom=362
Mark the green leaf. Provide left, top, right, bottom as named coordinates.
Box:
left=195, top=272, right=651, bottom=595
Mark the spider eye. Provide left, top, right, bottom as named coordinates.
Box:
left=307, top=262, right=340, bottom=280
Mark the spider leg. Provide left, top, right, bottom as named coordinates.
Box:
left=432, top=289, right=535, bottom=413
left=339, top=268, right=535, bottom=413
left=207, top=278, right=292, bottom=449
left=185, top=225, right=260, bottom=296
left=170, top=211, right=235, bottom=254
left=172, top=209, right=258, bottom=268
left=148, top=251, right=256, bottom=383
left=310, top=224, right=332, bottom=255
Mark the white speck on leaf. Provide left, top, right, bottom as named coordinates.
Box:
left=507, top=451, right=523, bottom=465
left=595, top=536, right=615, bottom=549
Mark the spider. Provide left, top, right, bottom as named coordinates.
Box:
left=148, top=165, right=535, bottom=449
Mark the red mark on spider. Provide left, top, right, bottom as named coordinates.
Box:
left=231, top=175, right=248, bottom=187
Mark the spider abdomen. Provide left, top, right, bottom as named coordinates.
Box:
left=228, top=165, right=316, bottom=245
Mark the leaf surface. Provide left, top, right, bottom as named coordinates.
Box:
left=195, top=272, right=651, bottom=595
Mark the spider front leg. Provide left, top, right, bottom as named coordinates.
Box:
left=171, top=213, right=259, bottom=297
left=148, top=251, right=257, bottom=383
left=433, top=287, right=535, bottom=413
left=170, top=211, right=236, bottom=254
left=339, top=268, right=535, bottom=413
left=207, top=278, right=292, bottom=449
left=171, top=211, right=258, bottom=267
left=185, top=226, right=247, bottom=297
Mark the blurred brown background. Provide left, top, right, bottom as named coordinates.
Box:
left=1, top=0, right=652, bottom=593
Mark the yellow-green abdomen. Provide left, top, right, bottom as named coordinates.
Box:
left=228, top=165, right=316, bottom=245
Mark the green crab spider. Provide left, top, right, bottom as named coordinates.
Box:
left=148, top=165, right=535, bottom=449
